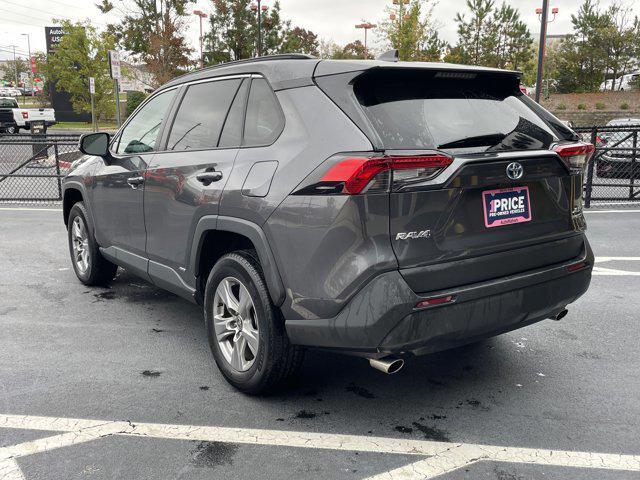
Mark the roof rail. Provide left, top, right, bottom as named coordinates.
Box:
left=200, top=53, right=316, bottom=73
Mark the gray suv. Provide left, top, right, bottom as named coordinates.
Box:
left=63, top=54, right=594, bottom=394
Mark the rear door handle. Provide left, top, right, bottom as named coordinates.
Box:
left=196, top=171, right=223, bottom=185
left=127, top=176, right=145, bottom=188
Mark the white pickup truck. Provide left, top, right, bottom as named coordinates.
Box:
left=0, top=97, right=56, bottom=133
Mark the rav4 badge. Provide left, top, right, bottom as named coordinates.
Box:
left=395, top=230, right=431, bottom=240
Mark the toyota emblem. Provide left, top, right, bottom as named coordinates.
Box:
left=506, top=162, right=524, bottom=180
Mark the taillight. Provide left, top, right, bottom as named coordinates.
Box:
left=295, top=153, right=453, bottom=195
left=553, top=142, right=595, bottom=173
left=21, top=111, right=28, bottom=119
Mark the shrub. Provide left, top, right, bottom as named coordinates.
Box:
left=595, top=102, right=605, bottom=110
left=126, top=91, right=147, bottom=118
left=556, top=103, right=567, bottom=110
left=620, top=103, right=630, bottom=110
left=577, top=103, right=587, bottom=110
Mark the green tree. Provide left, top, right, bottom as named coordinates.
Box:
left=448, top=0, right=533, bottom=70
left=378, top=0, right=446, bottom=61
left=548, top=0, right=637, bottom=93
left=205, top=0, right=318, bottom=63
left=1, top=58, right=28, bottom=86
left=97, top=0, right=194, bottom=86
left=45, top=21, right=116, bottom=123
left=600, top=2, right=639, bottom=91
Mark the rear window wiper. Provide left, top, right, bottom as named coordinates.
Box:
left=438, top=133, right=507, bottom=149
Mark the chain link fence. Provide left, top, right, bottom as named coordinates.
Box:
left=0, top=126, right=639, bottom=208
left=0, top=133, right=82, bottom=204
left=574, top=124, right=640, bottom=208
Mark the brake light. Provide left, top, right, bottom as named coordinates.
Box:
left=553, top=142, right=595, bottom=172
left=21, top=111, right=28, bottom=119
left=311, top=153, right=452, bottom=195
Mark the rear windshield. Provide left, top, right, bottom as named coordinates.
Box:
left=0, top=98, right=18, bottom=108
left=352, top=69, right=561, bottom=152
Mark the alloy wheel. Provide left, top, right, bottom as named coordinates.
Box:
left=213, top=276, right=259, bottom=372
left=71, top=216, right=90, bottom=273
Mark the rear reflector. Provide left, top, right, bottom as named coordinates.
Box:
left=566, top=261, right=588, bottom=272
left=415, top=295, right=455, bottom=309
left=553, top=142, right=595, bottom=172
left=317, top=153, right=452, bottom=195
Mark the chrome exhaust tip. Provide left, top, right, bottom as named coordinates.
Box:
left=551, top=308, right=568, bottom=321
left=369, top=357, right=404, bottom=375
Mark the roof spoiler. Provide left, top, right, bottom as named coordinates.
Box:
left=377, top=49, right=399, bottom=62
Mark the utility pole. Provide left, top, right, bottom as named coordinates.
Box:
left=355, top=22, right=376, bottom=59
left=534, top=1, right=558, bottom=103
left=251, top=1, right=268, bottom=56
left=193, top=10, right=208, bottom=68
left=9, top=45, right=18, bottom=87
left=21, top=33, right=33, bottom=99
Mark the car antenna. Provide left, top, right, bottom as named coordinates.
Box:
left=377, top=49, right=399, bottom=62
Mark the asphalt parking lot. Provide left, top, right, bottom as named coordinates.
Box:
left=1, top=207, right=639, bottom=479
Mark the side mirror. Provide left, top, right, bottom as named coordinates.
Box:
left=79, top=132, right=110, bottom=157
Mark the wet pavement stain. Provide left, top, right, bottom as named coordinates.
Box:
left=93, top=291, right=116, bottom=301
left=191, top=441, right=238, bottom=468
left=199, top=386, right=209, bottom=391
left=346, top=383, right=376, bottom=399
left=295, top=410, right=316, bottom=419
left=0, top=306, right=17, bottom=316
left=141, top=370, right=161, bottom=377
left=151, top=328, right=164, bottom=333
left=394, top=425, right=413, bottom=434
left=411, top=422, right=450, bottom=442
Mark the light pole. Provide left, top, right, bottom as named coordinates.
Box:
left=355, top=22, right=376, bottom=59
left=193, top=10, right=208, bottom=69
left=251, top=1, right=268, bottom=57
left=21, top=33, right=33, bottom=98
left=534, top=1, right=559, bottom=103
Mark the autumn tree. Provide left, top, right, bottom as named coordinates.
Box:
left=97, top=0, right=194, bottom=86
left=45, top=21, right=116, bottom=123
left=281, top=27, right=319, bottom=56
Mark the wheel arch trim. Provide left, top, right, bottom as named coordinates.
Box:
left=190, top=215, right=286, bottom=306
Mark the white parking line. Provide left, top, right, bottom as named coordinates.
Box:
left=0, top=414, right=638, bottom=479
left=593, top=257, right=640, bottom=276
left=0, top=207, right=61, bottom=212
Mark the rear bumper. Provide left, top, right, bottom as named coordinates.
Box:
left=285, top=237, right=593, bottom=357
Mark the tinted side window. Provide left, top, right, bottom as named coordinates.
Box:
left=243, top=78, right=283, bottom=147
left=167, top=79, right=241, bottom=151
left=219, top=79, right=249, bottom=148
left=116, top=90, right=175, bottom=155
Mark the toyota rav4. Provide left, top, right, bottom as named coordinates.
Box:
left=63, top=54, right=594, bottom=394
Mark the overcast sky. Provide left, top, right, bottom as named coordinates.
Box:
left=0, top=0, right=638, bottom=61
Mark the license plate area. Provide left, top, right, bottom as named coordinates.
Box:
left=482, top=186, right=532, bottom=228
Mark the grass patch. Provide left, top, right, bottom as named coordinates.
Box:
left=50, top=121, right=118, bottom=131
left=595, top=102, right=605, bottom=110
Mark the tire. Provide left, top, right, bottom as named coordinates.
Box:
left=6, top=125, right=17, bottom=134
left=67, top=202, right=118, bottom=286
left=204, top=250, right=304, bottom=394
